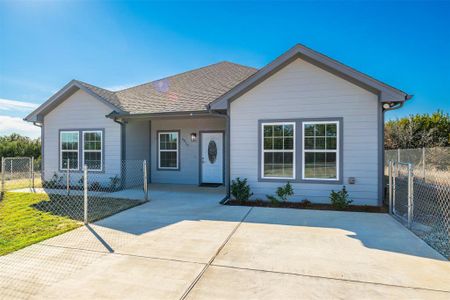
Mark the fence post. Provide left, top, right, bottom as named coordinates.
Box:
left=31, top=157, right=35, bottom=190
left=143, top=160, right=148, bottom=202
left=422, top=147, right=426, bottom=182
left=66, top=158, right=70, bottom=196
left=1, top=157, right=4, bottom=200
left=407, top=163, right=414, bottom=229
left=397, top=148, right=401, bottom=162
left=388, top=160, right=393, bottom=215
left=83, top=165, right=88, bottom=224
left=392, top=162, right=397, bottom=215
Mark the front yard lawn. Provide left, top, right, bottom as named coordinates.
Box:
left=0, top=192, right=143, bottom=256
left=2, top=177, right=43, bottom=190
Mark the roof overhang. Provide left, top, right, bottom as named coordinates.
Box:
left=24, top=80, right=124, bottom=122
left=209, top=43, right=412, bottom=110
left=106, top=110, right=220, bottom=120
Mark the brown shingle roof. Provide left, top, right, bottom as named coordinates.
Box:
left=77, top=61, right=257, bottom=115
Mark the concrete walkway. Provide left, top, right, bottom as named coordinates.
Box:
left=1, top=184, right=449, bottom=299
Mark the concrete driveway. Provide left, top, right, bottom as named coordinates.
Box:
left=1, top=184, right=449, bottom=299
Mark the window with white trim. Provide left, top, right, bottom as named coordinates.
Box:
left=262, top=122, right=295, bottom=179
left=83, top=131, right=102, bottom=171
left=302, top=121, right=339, bottom=180
left=158, top=131, right=179, bottom=169
left=60, top=131, right=79, bottom=170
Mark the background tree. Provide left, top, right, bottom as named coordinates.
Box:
left=0, top=133, right=41, bottom=160
left=385, top=110, right=450, bottom=149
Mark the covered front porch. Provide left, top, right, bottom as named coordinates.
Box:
left=121, top=114, right=229, bottom=189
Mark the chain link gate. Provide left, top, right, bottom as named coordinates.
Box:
left=1, top=157, right=38, bottom=200
left=388, top=161, right=414, bottom=227
left=388, top=159, right=449, bottom=259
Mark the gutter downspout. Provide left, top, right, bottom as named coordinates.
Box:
left=207, top=105, right=231, bottom=204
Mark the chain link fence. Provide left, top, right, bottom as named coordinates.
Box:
left=0, top=157, right=41, bottom=193
left=1, top=158, right=148, bottom=251
left=0, top=158, right=149, bottom=298
left=386, top=147, right=449, bottom=259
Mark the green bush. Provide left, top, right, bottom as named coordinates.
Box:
left=266, top=195, right=280, bottom=206
left=231, top=177, right=253, bottom=203
left=267, top=182, right=294, bottom=203
left=276, top=182, right=294, bottom=201
left=301, top=199, right=312, bottom=206
left=109, top=175, right=121, bottom=191
left=329, top=186, right=352, bottom=210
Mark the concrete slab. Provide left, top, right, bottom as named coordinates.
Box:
left=0, top=244, right=106, bottom=299
left=32, top=255, right=205, bottom=300
left=187, top=266, right=450, bottom=300
left=213, top=207, right=450, bottom=292
left=2, top=184, right=449, bottom=299
left=39, top=187, right=249, bottom=262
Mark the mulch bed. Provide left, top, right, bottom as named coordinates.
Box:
left=225, top=199, right=388, bottom=213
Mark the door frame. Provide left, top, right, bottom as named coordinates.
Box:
left=198, top=130, right=225, bottom=185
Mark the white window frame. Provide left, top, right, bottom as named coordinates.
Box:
left=302, top=121, right=339, bottom=181
left=261, top=122, right=296, bottom=180
left=82, top=130, right=103, bottom=171
left=158, top=131, right=179, bottom=170
left=60, top=131, right=79, bottom=171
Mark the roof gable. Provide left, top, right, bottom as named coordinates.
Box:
left=25, top=80, right=124, bottom=122
left=209, top=44, right=412, bottom=110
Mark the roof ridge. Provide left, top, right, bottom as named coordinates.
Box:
left=219, top=61, right=258, bottom=71
left=74, top=80, right=114, bottom=93
left=115, top=61, right=256, bottom=93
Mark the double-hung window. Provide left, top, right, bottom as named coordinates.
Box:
left=261, top=122, right=295, bottom=179
left=60, top=131, right=79, bottom=170
left=158, top=131, right=179, bottom=169
left=83, top=131, right=103, bottom=171
left=302, top=121, right=339, bottom=180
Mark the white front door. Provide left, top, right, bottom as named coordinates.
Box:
left=201, top=132, right=224, bottom=184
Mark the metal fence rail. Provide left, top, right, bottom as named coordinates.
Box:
left=387, top=149, right=449, bottom=259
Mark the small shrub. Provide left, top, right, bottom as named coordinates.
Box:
left=109, top=175, right=120, bottom=191
left=301, top=199, right=312, bottom=206
left=231, top=177, right=253, bottom=203
left=43, top=172, right=63, bottom=188
left=276, top=182, right=294, bottom=201
left=330, top=186, right=352, bottom=210
left=266, top=182, right=294, bottom=205
left=266, top=195, right=280, bottom=207
left=90, top=181, right=102, bottom=191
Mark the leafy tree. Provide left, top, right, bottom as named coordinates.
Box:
left=0, top=133, right=41, bottom=162
left=385, top=110, right=450, bottom=149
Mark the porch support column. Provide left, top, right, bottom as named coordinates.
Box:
left=225, top=106, right=231, bottom=198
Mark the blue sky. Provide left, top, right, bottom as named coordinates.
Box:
left=1, top=0, right=449, bottom=138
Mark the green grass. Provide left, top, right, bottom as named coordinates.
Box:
left=0, top=192, right=143, bottom=256
left=1, top=175, right=43, bottom=190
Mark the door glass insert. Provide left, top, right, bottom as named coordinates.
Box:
left=208, top=140, right=217, bottom=163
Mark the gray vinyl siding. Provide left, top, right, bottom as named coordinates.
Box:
left=42, top=89, right=121, bottom=184
left=230, top=58, right=380, bottom=205
left=151, top=117, right=226, bottom=184
left=125, top=119, right=150, bottom=160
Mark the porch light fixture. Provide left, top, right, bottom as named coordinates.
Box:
left=191, top=133, right=197, bottom=142
left=383, top=103, right=392, bottom=109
